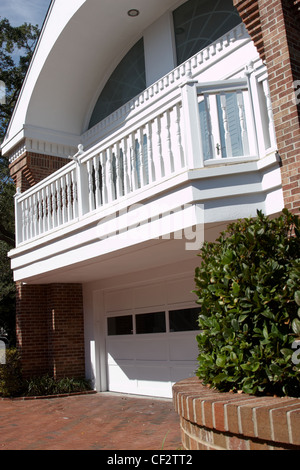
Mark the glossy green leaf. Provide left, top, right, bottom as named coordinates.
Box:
left=292, top=318, right=300, bottom=335
left=294, top=291, right=300, bottom=306
left=194, top=209, right=300, bottom=397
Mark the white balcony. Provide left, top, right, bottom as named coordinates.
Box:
left=9, top=25, right=284, bottom=284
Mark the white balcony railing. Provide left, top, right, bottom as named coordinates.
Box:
left=14, top=26, right=276, bottom=247
left=15, top=88, right=186, bottom=245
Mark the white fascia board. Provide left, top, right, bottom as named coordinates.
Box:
left=1, top=125, right=81, bottom=157
left=23, top=125, right=81, bottom=148
left=10, top=183, right=196, bottom=267
left=0, top=128, right=25, bottom=156
left=2, top=0, right=86, bottom=151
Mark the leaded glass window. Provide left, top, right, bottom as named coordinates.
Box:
left=89, top=39, right=146, bottom=128
left=173, top=0, right=242, bottom=65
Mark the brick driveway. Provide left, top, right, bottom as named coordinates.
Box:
left=0, top=392, right=182, bottom=450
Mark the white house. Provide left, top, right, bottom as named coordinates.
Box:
left=2, top=0, right=292, bottom=399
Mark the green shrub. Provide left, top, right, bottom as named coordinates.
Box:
left=0, top=349, right=91, bottom=398
left=0, top=348, right=25, bottom=397
left=194, top=209, right=300, bottom=397
left=24, top=375, right=91, bottom=396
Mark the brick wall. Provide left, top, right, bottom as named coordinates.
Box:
left=16, top=282, right=85, bottom=379
left=259, top=0, right=300, bottom=214
left=9, top=152, right=69, bottom=193
left=47, top=284, right=85, bottom=379
left=16, top=283, right=49, bottom=378
left=234, top=0, right=300, bottom=214
left=233, top=0, right=265, bottom=61
left=173, top=378, right=300, bottom=450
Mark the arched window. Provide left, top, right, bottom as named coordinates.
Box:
left=89, top=0, right=242, bottom=129
left=173, top=0, right=242, bottom=65
left=89, top=38, right=146, bottom=128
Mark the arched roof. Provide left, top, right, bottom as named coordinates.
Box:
left=2, top=0, right=181, bottom=154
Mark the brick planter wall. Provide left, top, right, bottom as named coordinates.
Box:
left=173, top=377, right=300, bottom=450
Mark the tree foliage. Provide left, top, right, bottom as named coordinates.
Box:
left=194, top=209, right=300, bottom=397
left=0, top=18, right=40, bottom=343
left=0, top=17, right=40, bottom=139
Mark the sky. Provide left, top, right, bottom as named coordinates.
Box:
left=0, top=0, right=51, bottom=27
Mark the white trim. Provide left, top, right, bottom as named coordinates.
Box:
left=10, top=153, right=278, bottom=255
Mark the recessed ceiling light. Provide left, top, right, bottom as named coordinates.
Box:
left=128, top=9, right=140, bottom=17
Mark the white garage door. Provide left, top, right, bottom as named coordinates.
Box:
left=106, top=306, right=200, bottom=398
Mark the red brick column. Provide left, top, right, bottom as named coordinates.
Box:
left=47, top=284, right=85, bottom=380
left=233, top=0, right=300, bottom=214
left=9, top=152, right=69, bottom=192
left=16, top=283, right=85, bottom=379
left=258, top=0, right=300, bottom=214
left=9, top=150, right=77, bottom=377
left=233, top=1, right=265, bottom=60
left=16, top=283, right=49, bottom=378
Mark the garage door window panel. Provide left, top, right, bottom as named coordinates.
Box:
left=135, top=312, right=166, bottom=334
left=169, top=307, right=201, bottom=332
left=107, top=315, right=133, bottom=336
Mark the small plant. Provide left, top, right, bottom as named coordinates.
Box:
left=194, top=209, right=300, bottom=397
left=0, top=348, right=25, bottom=397
left=24, top=375, right=91, bottom=396
left=0, top=353, right=91, bottom=397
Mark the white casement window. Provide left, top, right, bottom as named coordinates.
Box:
left=197, top=79, right=255, bottom=161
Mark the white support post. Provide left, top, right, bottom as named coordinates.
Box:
left=14, top=188, right=22, bottom=246
left=122, top=138, right=131, bottom=195
left=262, top=79, right=277, bottom=150
left=165, top=109, right=174, bottom=174
left=87, top=159, right=95, bottom=212
left=51, top=182, right=57, bottom=229
left=100, top=151, right=108, bottom=205
left=208, top=94, right=222, bottom=159
left=146, top=122, right=155, bottom=183
left=93, top=156, right=101, bottom=208
left=71, top=168, right=78, bottom=218
left=244, top=66, right=259, bottom=157
left=130, top=133, right=139, bottom=191
left=76, top=160, right=89, bottom=217
left=55, top=179, right=62, bottom=226
left=60, top=176, right=67, bottom=225
left=154, top=115, right=164, bottom=180
left=237, top=90, right=250, bottom=156
left=68, top=144, right=88, bottom=218
left=174, top=103, right=185, bottom=170
left=107, top=147, right=115, bottom=203
left=180, top=79, right=204, bottom=169
left=114, top=142, right=123, bottom=199
left=219, top=93, right=233, bottom=159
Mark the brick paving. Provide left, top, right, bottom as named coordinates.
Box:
left=0, top=392, right=182, bottom=450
